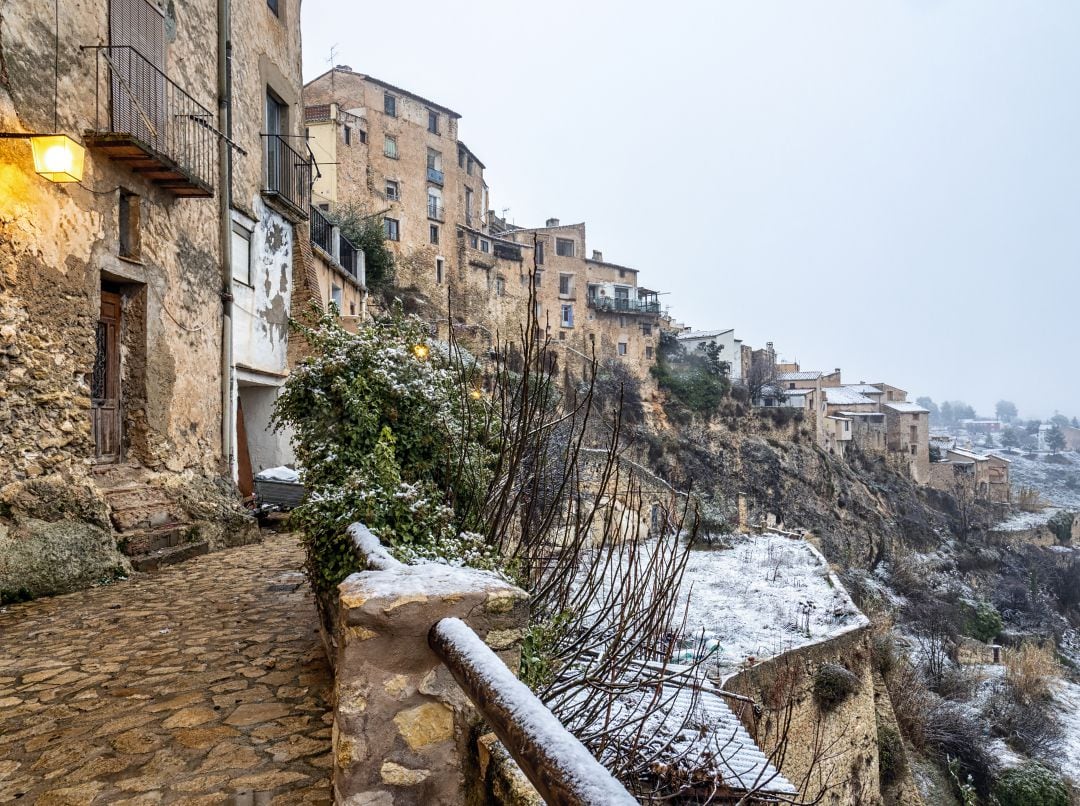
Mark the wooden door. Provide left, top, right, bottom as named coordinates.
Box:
left=92, top=291, right=123, bottom=463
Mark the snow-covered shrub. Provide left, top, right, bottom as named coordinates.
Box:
left=923, top=700, right=995, bottom=797
left=965, top=600, right=1002, bottom=643
left=982, top=678, right=1063, bottom=756
left=1047, top=510, right=1075, bottom=546
left=812, top=662, right=860, bottom=711
left=993, top=762, right=1070, bottom=806
left=274, top=308, right=498, bottom=596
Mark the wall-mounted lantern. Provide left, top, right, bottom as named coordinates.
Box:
left=29, top=134, right=85, bottom=183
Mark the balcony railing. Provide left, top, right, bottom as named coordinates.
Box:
left=263, top=133, right=312, bottom=220
left=309, top=205, right=365, bottom=286
left=310, top=205, right=332, bottom=253
left=427, top=201, right=444, bottom=221
left=427, top=166, right=444, bottom=185
left=83, top=45, right=214, bottom=197
left=493, top=242, right=523, bottom=262
left=586, top=296, right=661, bottom=315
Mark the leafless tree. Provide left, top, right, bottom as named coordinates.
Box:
left=742, top=359, right=784, bottom=407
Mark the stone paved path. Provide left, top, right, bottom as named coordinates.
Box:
left=0, top=533, right=332, bottom=805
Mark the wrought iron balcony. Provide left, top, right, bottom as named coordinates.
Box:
left=310, top=205, right=333, bottom=254
left=263, top=133, right=312, bottom=220
left=309, top=205, right=364, bottom=286
left=586, top=296, right=661, bottom=315
left=493, top=242, right=523, bottom=262
left=83, top=45, right=214, bottom=197
left=427, top=166, right=444, bottom=185
left=427, top=201, right=444, bottom=221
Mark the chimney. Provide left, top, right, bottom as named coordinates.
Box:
left=834, top=368, right=841, bottom=374
left=545, top=217, right=560, bottom=227
left=592, top=250, right=603, bottom=261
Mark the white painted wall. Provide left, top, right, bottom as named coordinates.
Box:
left=677, top=330, right=743, bottom=379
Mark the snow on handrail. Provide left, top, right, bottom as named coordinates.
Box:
left=429, top=617, right=638, bottom=806
left=347, top=523, right=402, bottom=571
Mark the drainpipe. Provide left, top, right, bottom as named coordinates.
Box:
left=217, top=0, right=234, bottom=474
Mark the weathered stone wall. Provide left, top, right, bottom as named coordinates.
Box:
left=332, top=561, right=529, bottom=804
left=723, top=626, right=884, bottom=805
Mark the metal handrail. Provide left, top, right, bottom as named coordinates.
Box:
left=84, top=44, right=215, bottom=190
left=427, top=166, right=444, bottom=185
left=310, top=206, right=333, bottom=254
left=427, top=201, right=445, bottom=221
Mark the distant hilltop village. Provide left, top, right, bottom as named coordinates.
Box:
left=302, top=66, right=995, bottom=503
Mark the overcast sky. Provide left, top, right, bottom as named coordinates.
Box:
left=301, top=1, right=1079, bottom=420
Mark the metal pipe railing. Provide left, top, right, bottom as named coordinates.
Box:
left=429, top=617, right=637, bottom=806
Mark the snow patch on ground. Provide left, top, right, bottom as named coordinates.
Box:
left=678, top=532, right=867, bottom=678
left=1053, top=678, right=1080, bottom=787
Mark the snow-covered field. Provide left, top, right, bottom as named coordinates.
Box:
left=678, top=532, right=867, bottom=678
left=999, top=451, right=1080, bottom=512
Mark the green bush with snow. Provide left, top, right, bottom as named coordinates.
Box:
left=273, top=308, right=499, bottom=597
left=993, top=762, right=1069, bottom=806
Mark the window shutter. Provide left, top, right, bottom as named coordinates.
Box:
left=109, top=0, right=166, bottom=147
left=109, top=0, right=165, bottom=66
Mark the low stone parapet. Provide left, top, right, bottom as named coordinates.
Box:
left=330, top=529, right=529, bottom=805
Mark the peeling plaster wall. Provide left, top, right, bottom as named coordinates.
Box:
left=233, top=199, right=293, bottom=376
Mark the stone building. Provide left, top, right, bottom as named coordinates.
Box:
left=491, top=221, right=662, bottom=383
left=883, top=402, right=930, bottom=483
left=0, top=0, right=308, bottom=596
left=302, top=68, right=662, bottom=385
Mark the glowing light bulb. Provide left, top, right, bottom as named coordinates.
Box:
left=42, top=143, right=73, bottom=174
left=412, top=344, right=430, bottom=361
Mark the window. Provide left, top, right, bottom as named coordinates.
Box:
left=384, top=93, right=396, bottom=117
left=480, top=239, right=490, bottom=254
left=330, top=283, right=343, bottom=310
left=265, top=89, right=288, bottom=191
left=495, top=276, right=505, bottom=296
left=458, top=149, right=465, bottom=168
left=358, top=129, right=367, bottom=144
left=343, top=125, right=351, bottom=145
left=469, top=234, right=479, bottom=249
left=385, top=179, right=399, bottom=200
left=560, top=304, right=573, bottom=328
left=427, top=148, right=442, bottom=171
left=267, top=0, right=278, bottom=15
left=349, top=301, right=356, bottom=315
left=555, top=238, right=574, bottom=257
left=618, top=342, right=627, bottom=356
left=384, top=135, right=397, bottom=159
left=559, top=274, right=572, bottom=296
left=464, top=187, right=473, bottom=225
left=535, top=240, right=545, bottom=265
left=642, top=323, right=652, bottom=336
left=436, top=257, right=444, bottom=284
left=429, top=224, right=439, bottom=245
left=467, top=157, right=474, bottom=176
left=646, top=346, right=654, bottom=359
left=559, top=331, right=566, bottom=341
left=427, top=189, right=442, bottom=219
left=428, top=110, right=439, bottom=134
left=534, top=271, right=542, bottom=287
left=384, top=218, right=400, bottom=241
left=230, top=221, right=251, bottom=285
left=119, top=191, right=141, bottom=259
left=618, top=315, right=627, bottom=328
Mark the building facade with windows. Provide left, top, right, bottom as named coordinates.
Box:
left=0, top=0, right=310, bottom=596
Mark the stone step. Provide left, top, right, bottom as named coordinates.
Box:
left=110, top=502, right=183, bottom=532
left=129, top=540, right=210, bottom=573
left=104, top=485, right=172, bottom=511
left=118, top=524, right=195, bottom=557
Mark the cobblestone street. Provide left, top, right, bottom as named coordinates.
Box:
left=0, top=533, right=332, bottom=805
